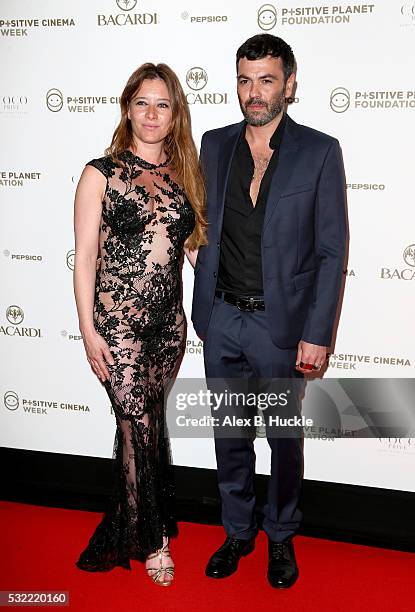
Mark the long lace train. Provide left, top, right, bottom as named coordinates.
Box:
left=76, top=391, right=178, bottom=572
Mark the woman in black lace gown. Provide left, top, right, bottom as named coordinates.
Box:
left=73, top=63, right=206, bottom=585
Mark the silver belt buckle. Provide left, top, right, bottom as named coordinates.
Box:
left=237, top=297, right=255, bottom=312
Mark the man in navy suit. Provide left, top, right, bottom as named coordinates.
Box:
left=191, top=34, right=346, bottom=588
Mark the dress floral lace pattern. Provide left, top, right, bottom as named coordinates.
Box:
left=76, top=150, right=195, bottom=571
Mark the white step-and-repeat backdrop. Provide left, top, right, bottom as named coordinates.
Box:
left=1, top=1, right=414, bottom=491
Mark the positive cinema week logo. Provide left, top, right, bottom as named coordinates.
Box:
left=46, top=88, right=120, bottom=113
left=0, top=17, right=75, bottom=37
left=3, top=390, right=90, bottom=415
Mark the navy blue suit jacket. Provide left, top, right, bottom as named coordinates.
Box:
left=191, top=114, right=347, bottom=349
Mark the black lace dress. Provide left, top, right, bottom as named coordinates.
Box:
left=76, top=150, right=195, bottom=571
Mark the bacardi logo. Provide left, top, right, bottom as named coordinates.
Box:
left=1, top=305, right=42, bottom=338
left=116, top=0, right=137, bottom=10
left=185, top=67, right=228, bottom=105
left=380, top=243, right=415, bottom=280
left=186, top=68, right=208, bottom=91
left=6, top=305, right=24, bottom=325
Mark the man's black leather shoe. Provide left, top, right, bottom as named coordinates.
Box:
left=267, top=537, right=299, bottom=588
left=205, top=536, right=255, bottom=578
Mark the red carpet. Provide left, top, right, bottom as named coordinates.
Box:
left=1, top=501, right=414, bottom=611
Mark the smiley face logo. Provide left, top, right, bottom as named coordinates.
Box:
left=258, top=4, right=277, bottom=30
left=4, top=391, right=19, bottom=411
left=46, top=88, right=63, bottom=112
left=66, top=249, right=75, bottom=271
left=330, top=87, right=350, bottom=113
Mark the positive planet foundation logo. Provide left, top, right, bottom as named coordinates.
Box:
left=258, top=4, right=277, bottom=30
left=330, top=87, right=350, bottom=112
left=330, top=86, right=415, bottom=111
left=0, top=170, right=41, bottom=187
left=256, top=3, right=375, bottom=27
left=186, top=338, right=203, bottom=355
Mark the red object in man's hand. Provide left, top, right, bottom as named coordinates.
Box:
left=299, top=362, right=314, bottom=371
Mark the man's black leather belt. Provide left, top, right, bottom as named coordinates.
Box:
left=215, top=290, right=265, bottom=312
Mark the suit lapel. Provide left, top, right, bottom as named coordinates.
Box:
left=262, top=115, right=301, bottom=232
left=216, top=122, right=244, bottom=233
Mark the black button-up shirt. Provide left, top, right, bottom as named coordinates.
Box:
left=216, top=113, right=287, bottom=296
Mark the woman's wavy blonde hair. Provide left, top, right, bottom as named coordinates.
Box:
left=105, top=62, right=207, bottom=250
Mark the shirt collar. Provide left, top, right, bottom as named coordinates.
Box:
left=269, top=111, right=287, bottom=150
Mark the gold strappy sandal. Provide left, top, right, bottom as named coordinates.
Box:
left=145, top=539, right=174, bottom=586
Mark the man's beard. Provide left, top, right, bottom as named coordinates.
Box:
left=239, top=86, right=286, bottom=127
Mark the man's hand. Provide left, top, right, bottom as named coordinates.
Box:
left=296, top=340, right=329, bottom=374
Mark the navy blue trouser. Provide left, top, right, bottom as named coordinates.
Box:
left=203, top=294, right=304, bottom=542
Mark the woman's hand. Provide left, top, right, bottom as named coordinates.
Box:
left=82, top=329, right=115, bottom=383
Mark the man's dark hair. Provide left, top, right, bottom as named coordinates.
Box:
left=236, top=34, right=296, bottom=83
